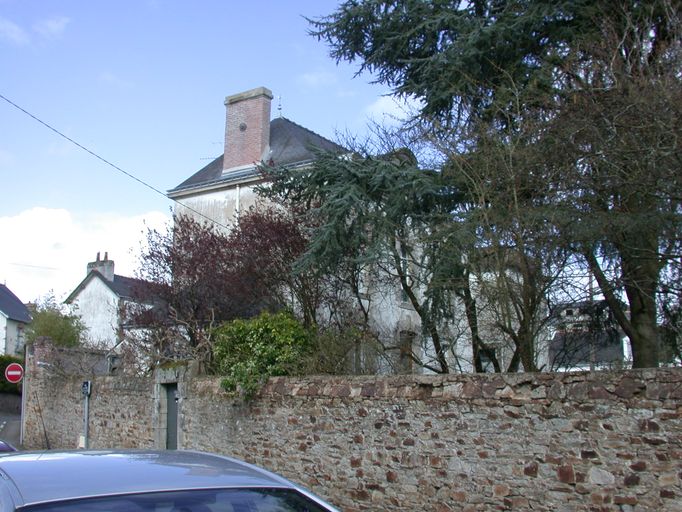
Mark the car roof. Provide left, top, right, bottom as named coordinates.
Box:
left=0, top=450, right=298, bottom=507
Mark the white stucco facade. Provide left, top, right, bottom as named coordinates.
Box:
left=69, top=277, right=121, bottom=348
left=1, top=314, right=26, bottom=355
left=173, top=178, right=264, bottom=232
left=0, top=284, right=31, bottom=356
left=65, top=254, right=144, bottom=351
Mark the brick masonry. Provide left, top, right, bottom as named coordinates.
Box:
left=22, top=342, right=682, bottom=511
left=223, top=86, right=272, bottom=170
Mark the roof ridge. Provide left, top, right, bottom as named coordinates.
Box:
left=114, top=273, right=147, bottom=282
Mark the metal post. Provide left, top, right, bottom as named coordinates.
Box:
left=20, top=346, right=27, bottom=447
left=83, top=394, right=89, bottom=449
left=81, top=381, right=91, bottom=449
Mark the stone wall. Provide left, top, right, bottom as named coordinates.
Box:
left=22, top=340, right=154, bottom=450
left=180, top=372, right=682, bottom=512
left=21, top=343, right=682, bottom=511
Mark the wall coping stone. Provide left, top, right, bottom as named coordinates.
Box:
left=253, top=369, right=682, bottom=403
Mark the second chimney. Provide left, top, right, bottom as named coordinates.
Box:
left=87, top=252, right=115, bottom=282
left=223, top=86, right=273, bottom=172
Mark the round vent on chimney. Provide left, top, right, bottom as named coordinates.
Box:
left=239, top=122, right=247, bottom=132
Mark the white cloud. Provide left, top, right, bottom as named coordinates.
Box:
left=0, top=15, right=69, bottom=46
left=33, top=16, right=70, bottom=39
left=364, top=95, right=422, bottom=125
left=0, top=207, right=170, bottom=303
left=0, top=17, right=29, bottom=45
left=335, top=88, right=358, bottom=99
left=297, top=70, right=338, bottom=88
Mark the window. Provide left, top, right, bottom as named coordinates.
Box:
left=25, top=488, right=333, bottom=512
left=480, top=350, right=496, bottom=373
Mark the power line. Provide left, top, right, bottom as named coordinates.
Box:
left=0, top=92, right=231, bottom=231
left=9, top=262, right=59, bottom=271
left=1, top=93, right=279, bottom=308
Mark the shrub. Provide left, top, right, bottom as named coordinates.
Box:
left=212, top=312, right=312, bottom=398
left=26, top=294, right=84, bottom=346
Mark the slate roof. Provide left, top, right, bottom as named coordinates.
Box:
left=109, top=274, right=148, bottom=299
left=64, top=271, right=148, bottom=304
left=0, top=284, right=32, bottom=323
left=168, top=117, right=345, bottom=196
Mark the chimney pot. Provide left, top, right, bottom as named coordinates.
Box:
left=87, top=253, right=115, bottom=282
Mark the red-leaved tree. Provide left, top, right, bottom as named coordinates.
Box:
left=128, top=209, right=311, bottom=369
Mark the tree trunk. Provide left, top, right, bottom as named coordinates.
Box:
left=621, top=246, right=660, bottom=368
left=507, top=348, right=521, bottom=372
left=517, top=324, right=538, bottom=372
left=458, top=278, right=501, bottom=373
left=391, top=246, right=449, bottom=373
left=584, top=241, right=661, bottom=368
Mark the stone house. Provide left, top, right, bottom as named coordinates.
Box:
left=0, top=283, right=31, bottom=356
left=64, top=253, right=147, bottom=349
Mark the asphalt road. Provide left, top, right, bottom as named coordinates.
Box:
left=0, top=413, right=22, bottom=450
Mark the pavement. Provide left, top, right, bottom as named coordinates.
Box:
left=0, top=413, right=22, bottom=450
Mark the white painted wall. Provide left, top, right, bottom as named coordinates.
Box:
left=0, top=314, right=26, bottom=356
left=0, top=315, right=6, bottom=354
left=71, top=277, right=120, bottom=348
left=174, top=181, right=265, bottom=232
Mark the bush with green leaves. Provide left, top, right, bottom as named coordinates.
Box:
left=27, top=294, right=85, bottom=347
left=212, top=312, right=312, bottom=398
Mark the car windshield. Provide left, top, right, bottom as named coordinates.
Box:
left=22, top=488, right=333, bottom=512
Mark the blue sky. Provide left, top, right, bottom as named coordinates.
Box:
left=0, top=1, right=403, bottom=302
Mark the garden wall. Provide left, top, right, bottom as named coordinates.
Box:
left=21, top=340, right=155, bottom=450
left=22, top=341, right=682, bottom=511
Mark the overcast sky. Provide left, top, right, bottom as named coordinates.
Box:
left=0, top=0, right=405, bottom=303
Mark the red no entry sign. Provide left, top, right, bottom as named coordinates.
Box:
left=4, top=363, right=23, bottom=384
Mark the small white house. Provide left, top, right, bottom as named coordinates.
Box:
left=65, top=253, right=147, bottom=349
left=0, top=284, right=31, bottom=356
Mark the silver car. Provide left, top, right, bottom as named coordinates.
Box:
left=0, top=450, right=340, bottom=512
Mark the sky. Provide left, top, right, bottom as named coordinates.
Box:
left=0, top=1, right=403, bottom=304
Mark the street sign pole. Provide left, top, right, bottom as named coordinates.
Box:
left=20, top=350, right=26, bottom=447
left=82, top=381, right=91, bottom=449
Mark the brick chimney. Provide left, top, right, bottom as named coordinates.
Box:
left=222, top=86, right=273, bottom=172
left=87, top=252, right=114, bottom=282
